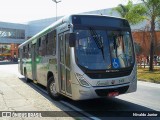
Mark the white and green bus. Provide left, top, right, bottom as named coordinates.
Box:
left=18, top=14, right=137, bottom=100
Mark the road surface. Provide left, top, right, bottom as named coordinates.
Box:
left=0, top=64, right=159, bottom=120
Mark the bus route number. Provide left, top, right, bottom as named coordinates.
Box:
left=119, top=79, right=125, bottom=83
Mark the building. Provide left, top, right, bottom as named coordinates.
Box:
left=0, top=22, right=28, bottom=60
left=0, top=7, right=159, bottom=61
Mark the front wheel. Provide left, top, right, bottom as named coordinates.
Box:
left=47, top=76, right=61, bottom=100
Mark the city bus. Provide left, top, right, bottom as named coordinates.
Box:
left=18, top=14, right=137, bottom=100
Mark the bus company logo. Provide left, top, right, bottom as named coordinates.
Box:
left=1, top=112, right=42, bottom=118
left=96, top=81, right=109, bottom=86
left=106, top=70, right=119, bottom=72
left=111, top=80, right=115, bottom=85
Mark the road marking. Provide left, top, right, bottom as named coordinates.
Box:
left=61, top=101, right=101, bottom=120
left=29, top=80, right=100, bottom=120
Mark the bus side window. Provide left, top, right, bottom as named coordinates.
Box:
left=46, top=34, right=48, bottom=54
left=25, top=45, right=28, bottom=58
left=28, top=43, right=31, bottom=58
left=41, top=35, right=46, bottom=56
left=38, top=38, right=42, bottom=56
left=38, top=38, right=41, bottom=47
left=22, top=46, right=25, bottom=58
left=46, top=30, right=56, bottom=55
left=35, top=39, right=39, bottom=56
left=53, top=32, right=56, bottom=55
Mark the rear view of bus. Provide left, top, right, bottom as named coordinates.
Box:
left=68, top=15, right=137, bottom=100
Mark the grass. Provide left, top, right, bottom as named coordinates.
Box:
left=137, top=67, right=160, bottom=84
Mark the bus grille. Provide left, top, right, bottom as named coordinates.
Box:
left=86, top=70, right=132, bottom=79
left=95, top=85, right=129, bottom=96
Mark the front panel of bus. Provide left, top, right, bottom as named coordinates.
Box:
left=70, top=15, right=137, bottom=100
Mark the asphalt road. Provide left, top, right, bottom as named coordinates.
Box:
left=61, top=80, right=160, bottom=120
left=0, top=64, right=159, bottom=120
left=117, top=81, right=160, bottom=111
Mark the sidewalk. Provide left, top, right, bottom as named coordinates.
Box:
left=0, top=64, right=74, bottom=120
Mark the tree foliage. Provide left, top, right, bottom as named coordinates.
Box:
left=113, top=0, right=146, bottom=25
left=141, top=0, right=160, bottom=71
left=113, top=0, right=160, bottom=71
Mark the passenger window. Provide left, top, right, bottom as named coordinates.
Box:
left=28, top=44, right=31, bottom=58
left=23, top=45, right=28, bottom=58
left=41, top=36, right=46, bottom=56
left=38, top=37, right=46, bottom=56
left=46, top=30, right=56, bottom=55
left=23, top=46, right=25, bottom=58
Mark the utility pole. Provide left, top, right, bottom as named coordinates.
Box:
left=52, top=0, right=61, bottom=21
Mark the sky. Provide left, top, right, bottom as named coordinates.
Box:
left=0, top=0, right=140, bottom=23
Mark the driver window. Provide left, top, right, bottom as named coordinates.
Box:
left=109, top=31, right=125, bottom=68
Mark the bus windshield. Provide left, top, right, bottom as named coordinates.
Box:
left=74, top=27, right=134, bottom=70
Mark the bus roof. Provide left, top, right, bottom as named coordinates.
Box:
left=18, top=14, right=127, bottom=49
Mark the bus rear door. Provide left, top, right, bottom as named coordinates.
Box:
left=31, top=44, right=37, bottom=80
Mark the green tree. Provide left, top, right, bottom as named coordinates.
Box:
left=141, top=0, right=160, bottom=71
left=113, top=0, right=146, bottom=25
left=113, top=0, right=160, bottom=71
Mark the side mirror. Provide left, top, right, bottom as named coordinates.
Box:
left=66, top=33, right=76, bottom=47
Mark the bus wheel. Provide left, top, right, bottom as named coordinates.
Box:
left=47, top=76, right=61, bottom=100
left=25, top=77, right=31, bottom=83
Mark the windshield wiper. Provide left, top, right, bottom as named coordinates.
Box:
left=89, top=28, right=105, bottom=60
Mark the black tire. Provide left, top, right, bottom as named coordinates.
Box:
left=47, top=76, right=61, bottom=100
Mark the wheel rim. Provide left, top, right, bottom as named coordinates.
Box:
left=50, top=81, right=58, bottom=96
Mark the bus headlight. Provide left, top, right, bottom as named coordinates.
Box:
left=75, top=73, right=90, bottom=87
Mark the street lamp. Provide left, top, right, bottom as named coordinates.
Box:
left=52, top=0, right=61, bottom=21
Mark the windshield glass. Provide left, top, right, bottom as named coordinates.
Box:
left=75, top=27, right=134, bottom=70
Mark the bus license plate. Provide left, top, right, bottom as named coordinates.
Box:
left=108, top=92, right=119, bottom=97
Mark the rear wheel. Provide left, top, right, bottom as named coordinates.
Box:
left=47, top=76, right=61, bottom=100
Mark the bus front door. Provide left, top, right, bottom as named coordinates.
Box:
left=31, top=44, right=37, bottom=80
left=58, top=33, right=72, bottom=96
